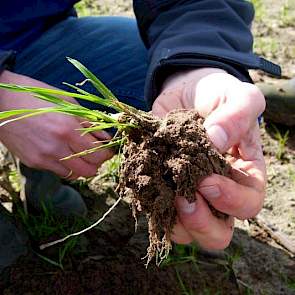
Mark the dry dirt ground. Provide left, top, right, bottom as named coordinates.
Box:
left=1, top=0, right=295, bottom=294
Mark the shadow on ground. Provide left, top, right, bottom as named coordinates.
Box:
left=1, top=185, right=294, bottom=295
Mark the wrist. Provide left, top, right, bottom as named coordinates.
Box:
left=162, top=68, right=227, bottom=92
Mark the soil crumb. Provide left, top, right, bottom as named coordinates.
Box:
left=119, top=109, right=230, bottom=264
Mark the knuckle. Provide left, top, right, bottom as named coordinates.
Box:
left=53, top=126, right=72, bottom=139
left=220, top=193, right=244, bottom=213
left=245, top=83, right=266, bottom=113
left=39, top=145, right=59, bottom=158
left=78, top=165, right=98, bottom=177
left=238, top=198, right=264, bottom=220
left=185, top=216, right=211, bottom=234
left=202, top=231, right=232, bottom=251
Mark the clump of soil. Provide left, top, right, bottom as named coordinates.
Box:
left=119, top=109, right=231, bottom=264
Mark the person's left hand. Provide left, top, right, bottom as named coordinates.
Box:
left=152, top=68, right=266, bottom=250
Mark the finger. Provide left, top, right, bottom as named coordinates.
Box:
left=227, top=123, right=266, bottom=189
left=152, top=87, right=185, bottom=118
left=69, top=131, right=114, bottom=165
left=198, top=173, right=265, bottom=220
left=195, top=75, right=265, bottom=153
left=79, top=121, right=112, bottom=141
left=59, top=147, right=98, bottom=178
left=171, top=219, right=194, bottom=245
left=238, top=123, right=264, bottom=163
left=91, top=130, right=112, bottom=141
left=175, top=195, right=234, bottom=250
left=37, top=160, right=71, bottom=178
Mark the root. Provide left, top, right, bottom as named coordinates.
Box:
left=119, top=109, right=230, bottom=265
left=39, top=196, right=122, bottom=250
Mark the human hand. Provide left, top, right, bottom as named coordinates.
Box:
left=0, top=71, right=114, bottom=179
left=152, top=68, right=266, bottom=250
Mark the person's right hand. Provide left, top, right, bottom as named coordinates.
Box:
left=0, top=70, right=114, bottom=179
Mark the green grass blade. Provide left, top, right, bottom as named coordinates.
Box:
left=0, top=109, right=41, bottom=120
left=35, top=252, right=63, bottom=270
left=0, top=107, right=112, bottom=126
left=66, top=57, right=118, bottom=101
left=61, top=139, right=124, bottom=161
left=0, top=83, right=95, bottom=102
left=77, top=122, right=136, bottom=134
left=63, top=82, right=123, bottom=112
left=0, top=83, right=126, bottom=113
left=32, top=92, right=84, bottom=109
left=0, top=109, right=59, bottom=126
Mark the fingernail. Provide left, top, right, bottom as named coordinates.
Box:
left=199, top=185, right=221, bottom=199
left=177, top=197, right=196, bottom=214
left=206, top=125, right=228, bottom=151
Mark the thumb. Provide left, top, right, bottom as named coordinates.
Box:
left=202, top=82, right=265, bottom=153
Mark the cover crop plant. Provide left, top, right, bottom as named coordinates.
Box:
left=0, top=58, right=230, bottom=265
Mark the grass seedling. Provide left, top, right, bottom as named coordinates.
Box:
left=251, top=0, right=266, bottom=22
left=0, top=57, right=156, bottom=258
left=0, top=57, right=141, bottom=159
left=15, top=198, right=87, bottom=269
left=279, top=1, right=295, bottom=27
left=175, top=268, right=194, bottom=295
left=272, top=124, right=289, bottom=160
left=162, top=243, right=199, bottom=272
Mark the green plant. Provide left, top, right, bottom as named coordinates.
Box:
left=0, top=57, right=230, bottom=265
left=254, top=38, right=279, bottom=58
left=279, top=1, right=295, bottom=27
left=0, top=57, right=142, bottom=160
left=175, top=268, right=194, bottom=295
left=162, top=243, right=199, bottom=271
left=251, top=0, right=266, bottom=22
left=287, top=278, right=295, bottom=291
left=15, top=199, right=87, bottom=269
left=272, top=125, right=289, bottom=160
left=96, top=154, right=121, bottom=183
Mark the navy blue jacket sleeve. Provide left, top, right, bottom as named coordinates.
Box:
left=133, top=0, right=281, bottom=107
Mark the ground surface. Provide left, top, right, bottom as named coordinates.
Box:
left=1, top=0, right=295, bottom=294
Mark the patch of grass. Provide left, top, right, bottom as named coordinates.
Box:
left=97, top=155, right=121, bottom=183
left=162, top=243, right=199, bottom=271
left=225, top=245, right=243, bottom=266
left=279, top=1, right=295, bottom=27
left=75, top=0, right=95, bottom=17
left=75, top=0, right=103, bottom=17
left=162, top=244, right=200, bottom=293
left=254, top=38, right=279, bottom=58
left=16, top=200, right=88, bottom=269
left=271, top=125, right=289, bottom=160
left=287, top=278, right=295, bottom=291
left=280, top=272, right=295, bottom=292
left=175, top=268, right=194, bottom=295
left=251, top=0, right=266, bottom=22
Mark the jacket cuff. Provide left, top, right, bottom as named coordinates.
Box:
left=145, top=52, right=281, bottom=108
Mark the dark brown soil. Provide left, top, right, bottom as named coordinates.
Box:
left=119, top=109, right=230, bottom=264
